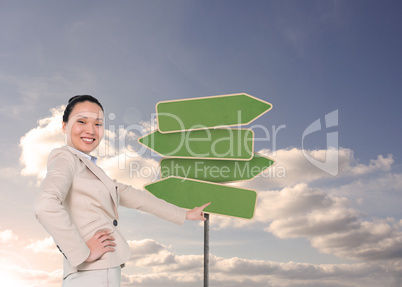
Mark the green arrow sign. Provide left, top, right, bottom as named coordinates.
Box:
left=156, top=93, right=272, bottom=133
left=160, top=154, right=274, bottom=182
left=138, top=128, right=254, bottom=160
left=145, top=176, right=257, bottom=219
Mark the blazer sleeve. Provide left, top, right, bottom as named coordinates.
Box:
left=116, top=181, right=187, bottom=225
left=34, top=148, right=90, bottom=267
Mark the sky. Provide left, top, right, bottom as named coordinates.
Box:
left=0, top=0, right=402, bottom=286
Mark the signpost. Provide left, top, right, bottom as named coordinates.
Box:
left=138, top=128, right=254, bottom=160
left=145, top=176, right=257, bottom=219
left=160, top=153, right=274, bottom=182
left=139, top=93, right=273, bottom=287
left=204, top=213, right=209, bottom=287
left=156, top=93, right=272, bottom=133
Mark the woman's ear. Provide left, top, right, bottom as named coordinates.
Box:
left=62, top=121, right=67, bottom=134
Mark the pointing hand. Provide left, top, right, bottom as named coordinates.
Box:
left=186, top=202, right=211, bottom=221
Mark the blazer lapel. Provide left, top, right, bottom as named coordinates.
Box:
left=65, top=146, right=118, bottom=208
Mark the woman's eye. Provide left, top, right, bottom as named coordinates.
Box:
left=77, top=120, right=85, bottom=124
left=96, top=123, right=103, bottom=127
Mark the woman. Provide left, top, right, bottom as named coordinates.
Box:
left=34, top=95, right=210, bottom=287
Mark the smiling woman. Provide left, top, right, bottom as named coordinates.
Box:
left=62, top=96, right=105, bottom=155
left=34, top=95, right=210, bottom=287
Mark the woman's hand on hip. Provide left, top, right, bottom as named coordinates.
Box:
left=85, top=230, right=116, bottom=263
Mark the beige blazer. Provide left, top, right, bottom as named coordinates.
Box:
left=34, top=146, right=186, bottom=278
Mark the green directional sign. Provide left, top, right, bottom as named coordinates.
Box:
left=145, top=177, right=257, bottom=219
left=156, top=93, right=272, bottom=133
left=138, top=128, right=254, bottom=160
left=160, top=154, right=274, bottom=182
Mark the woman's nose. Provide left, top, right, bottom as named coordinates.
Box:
left=85, top=123, right=95, bottom=134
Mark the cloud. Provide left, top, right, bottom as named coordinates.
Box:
left=127, top=239, right=175, bottom=267
left=212, top=181, right=402, bottom=262
left=261, top=185, right=402, bottom=261
left=311, top=218, right=402, bottom=261
left=328, top=172, right=402, bottom=200
left=119, top=239, right=402, bottom=287
left=0, top=228, right=18, bottom=245
left=236, top=148, right=394, bottom=191
left=208, top=148, right=402, bottom=263
left=3, top=231, right=402, bottom=287
left=98, top=150, right=159, bottom=190
left=259, top=184, right=359, bottom=236
left=349, top=154, right=393, bottom=175
left=19, top=106, right=65, bottom=182
left=25, top=237, right=58, bottom=255
left=0, top=264, right=62, bottom=287
left=0, top=227, right=62, bottom=286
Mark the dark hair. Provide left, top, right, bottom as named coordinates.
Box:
left=62, top=95, right=104, bottom=122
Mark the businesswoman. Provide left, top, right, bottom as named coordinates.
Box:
left=34, top=95, right=210, bottom=287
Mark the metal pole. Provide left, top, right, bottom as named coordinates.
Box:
left=204, top=213, right=209, bottom=287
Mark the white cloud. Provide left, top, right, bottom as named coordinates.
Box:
left=98, top=151, right=159, bottom=190
left=327, top=172, right=402, bottom=202
left=25, top=237, right=58, bottom=255
left=237, top=148, right=394, bottom=191
left=138, top=119, right=157, bottom=134
left=0, top=230, right=60, bottom=286
left=259, top=184, right=359, bottom=237
left=2, top=232, right=401, bottom=287
left=208, top=147, right=402, bottom=264
left=349, top=154, right=394, bottom=175
left=310, top=218, right=402, bottom=261
left=213, top=181, right=402, bottom=262
left=128, top=239, right=175, bottom=267
left=19, top=106, right=65, bottom=182
left=119, top=239, right=402, bottom=287
left=0, top=264, right=62, bottom=287
left=0, top=228, right=18, bottom=244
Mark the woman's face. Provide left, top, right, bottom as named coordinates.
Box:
left=62, top=101, right=104, bottom=154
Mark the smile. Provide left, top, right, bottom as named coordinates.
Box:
left=81, top=138, right=95, bottom=142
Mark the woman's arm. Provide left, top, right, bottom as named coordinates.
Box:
left=34, top=148, right=90, bottom=267
left=116, top=181, right=210, bottom=224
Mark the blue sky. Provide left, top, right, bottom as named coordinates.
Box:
left=1, top=1, right=402, bottom=286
